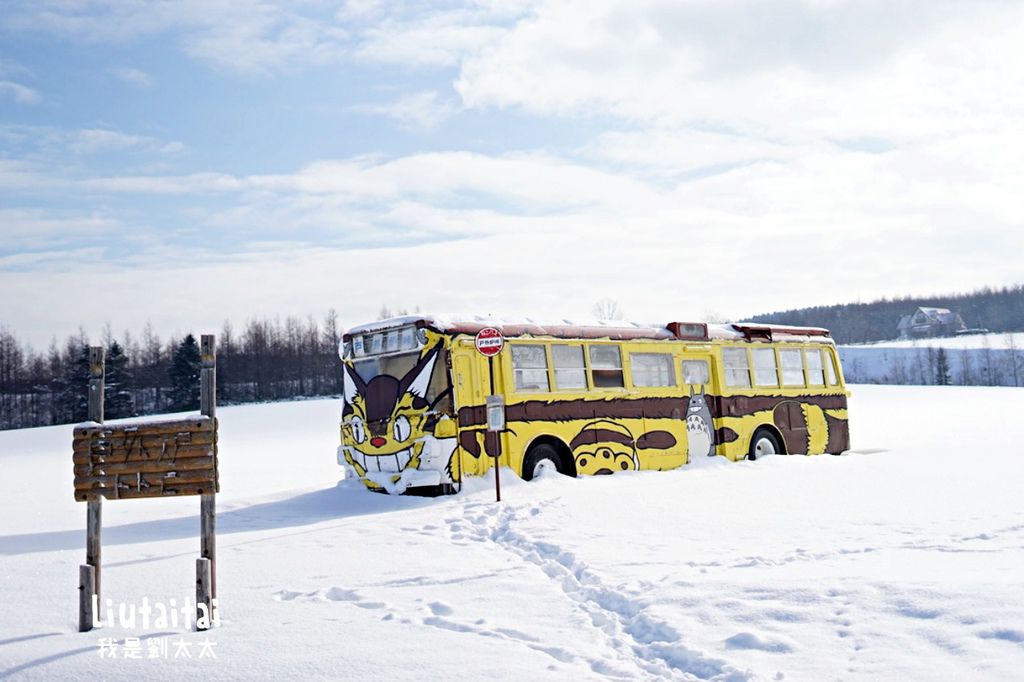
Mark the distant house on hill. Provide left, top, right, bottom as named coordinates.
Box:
left=896, top=307, right=966, bottom=339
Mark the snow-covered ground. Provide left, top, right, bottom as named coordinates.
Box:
left=839, top=333, right=1024, bottom=386
left=847, top=332, right=1024, bottom=350
left=2, top=387, right=1023, bottom=681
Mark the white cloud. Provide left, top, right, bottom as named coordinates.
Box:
left=351, top=91, right=457, bottom=130
left=71, top=129, right=151, bottom=154
left=8, top=138, right=1018, bottom=322
left=109, top=66, right=153, bottom=88
left=0, top=80, right=40, bottom=104
left=80, top=172, right=242, bottom=194
left=355, top=14, right=505, bottom=68
left=0, top=209, right=121, bottom=252
left=0, top=124, right=187, bottom=160
left=183, top=8, right=350, bottom=75
left=3, top=0, right=1023, bottom=347
left=0, top=246, right=108, bottom=270
left=1, top=0, right=539, bottom=76
left=455, top=0, right=1024, bottom=143
left=581, top=129, right=804, bottom=179
left=0, top=59, right=33, bottom=79
left=3, top=0, right=352, bottom=75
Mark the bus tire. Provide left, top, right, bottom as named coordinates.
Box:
left=748, top=429, right=781, bottom=461
left=522, top=444, right=563, bottom=481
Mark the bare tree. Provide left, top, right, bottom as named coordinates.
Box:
left=592, top=298, right=625, bottom=320
left=1005, top=334, right=1022, bottom=387
left=981, top=335, right=995, bottom=386
left=702, top=309, right=729, bottom=324
left=957, top=351, right=975, bottom=386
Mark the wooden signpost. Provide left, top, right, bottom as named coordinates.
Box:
left=75, top=335, right=219, bottom=633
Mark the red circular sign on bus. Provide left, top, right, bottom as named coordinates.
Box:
left=474, top=327, right=505, bottom=357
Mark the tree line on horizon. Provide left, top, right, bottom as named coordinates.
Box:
left=3, top=286, right=1024, bottom=431
left=748, top=284, right=1024, bottom=344
left=0, top=312, right=345, bottom=431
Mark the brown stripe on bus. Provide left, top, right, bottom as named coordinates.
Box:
left=717, top=427, right=739, bottom=444
left=459, top=430, right=481, bottom=458
left=457, top=393, right=845, bottom=429
left=569, top=428, right=636, bottom=450
left=718, top=393, right=847, bottom=416
left=824, top=413, right=850, bottom=453
left=458, top=397, right=684, bottom=428
left=636, top=431, right=677, bottom=450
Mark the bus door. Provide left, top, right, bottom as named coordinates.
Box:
left=679, top=353, right=717, bottom=460
left=452, top=343, right=487, bottom=478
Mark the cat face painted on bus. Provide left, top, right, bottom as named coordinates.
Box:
left=340, top=346, right=441, bottom=482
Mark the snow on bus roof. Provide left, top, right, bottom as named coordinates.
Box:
left=345, top=315, right=833, bottom=344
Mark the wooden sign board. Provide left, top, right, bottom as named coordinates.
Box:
left=73, top=417, right=218, bottom=501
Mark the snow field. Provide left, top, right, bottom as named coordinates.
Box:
left=1, top=385, right=1023, bottom=680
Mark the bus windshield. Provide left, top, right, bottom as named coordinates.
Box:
left=353, top=350, right=452, bottom=413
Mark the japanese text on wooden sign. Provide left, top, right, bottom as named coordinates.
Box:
left=73, top=417, right=218, bottom=502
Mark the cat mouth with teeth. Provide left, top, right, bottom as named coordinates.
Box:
left=346, top=443, right=418, bottom=475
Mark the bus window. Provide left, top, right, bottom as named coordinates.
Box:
left=723, top=348, right=751, bottom=388
left=752, top=348, right=779, bottom=387
left=779, top=348, right=804, bottom=387
left=589, top=345, right=624, bottom=388
left=631, top=353, right=675, bottom=387
left=825, top=350, right=839, bottom=386
left=552, top=344, right=586, bottom=390
left=681, top=359, right=710, bottom=385
left=805, top=348, right=825, bottom=386
left=512, top=344, right=550, bottom=391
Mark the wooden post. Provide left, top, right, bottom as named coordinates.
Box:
left=199, top=335, right=217, bottom=603
left=195, top=558, right=212, bottom=631
left=83, top=346, right=104, bottom=631
left=78, top=564, right=95, bottom=633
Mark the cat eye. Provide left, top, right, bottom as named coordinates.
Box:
left=350, top=416, right=366, bottom=444
left=393, top=415, right=411, bottom=442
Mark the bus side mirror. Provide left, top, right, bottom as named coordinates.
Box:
left=434, top=417, right=457, bottom=439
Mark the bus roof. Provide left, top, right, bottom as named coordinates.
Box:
left=344, top=315, right=834, bottom=344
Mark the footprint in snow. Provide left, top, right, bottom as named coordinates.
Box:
left=724, top=632, right=795, bottom=653
left=978, top=628, right=1024, bottom=644
left=273, top=590, right=304, bottom=602
left=273, top=586, right=385, bottom=609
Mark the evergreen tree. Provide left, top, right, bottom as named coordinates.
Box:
left=167, top=334, right=201, bottom=411
left=55, top=344, right=91, bottom=423
left=936, top=347, right=951, bottom=386
left=104, top=340, right=134, bottom=418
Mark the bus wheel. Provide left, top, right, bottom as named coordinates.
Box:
left=522, top=444, right=562, bottom=481
left=748, top=429, right=781, bottom=461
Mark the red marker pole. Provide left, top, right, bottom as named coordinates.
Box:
left=489, top=356, right=501, bottom=503
left=475, top=328, right=506, bottom=504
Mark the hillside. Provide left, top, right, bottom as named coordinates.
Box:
left=2, top=388, right=1024, bottom=680
left=748, top=284, right=1024, bottom=344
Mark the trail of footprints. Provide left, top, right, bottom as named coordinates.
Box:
left=443, top=501, right=749, bottom=681
left=274, top=511, right=1024, bottom=679
left=273, top=499, right=754, bottom=680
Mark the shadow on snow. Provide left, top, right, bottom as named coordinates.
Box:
left=0, top=480, right=447, bottom=557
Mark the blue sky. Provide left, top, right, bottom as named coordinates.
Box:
left=2, top=0, right=1023, bottom=348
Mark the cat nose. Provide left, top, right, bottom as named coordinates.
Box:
left=370, top=437, right=386, bottom=447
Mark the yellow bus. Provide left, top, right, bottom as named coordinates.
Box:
left=336, top=316, right=849, bottom=495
